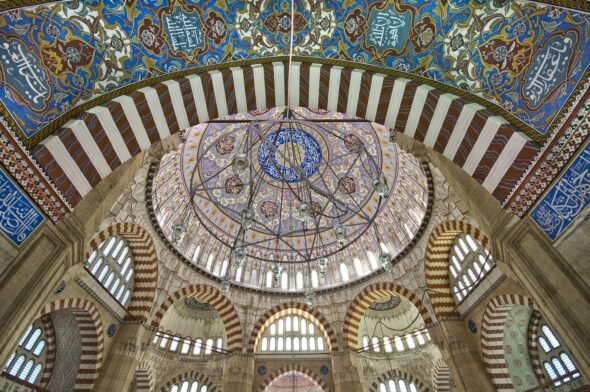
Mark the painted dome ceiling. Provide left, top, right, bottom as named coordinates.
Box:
left=151, top=107, right=430, bottom=292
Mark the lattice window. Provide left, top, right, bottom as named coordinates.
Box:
left=448, top=234, right=493, bottom=302
left=379, top=378, right=420, bottom=392
left=538, top=323, right=581, bottom=387
left=3, top=321, right=46, bottom=385
left=169, top=380, right=209, bottom=392
left=86, top=236, right=134, bottom=307
left=258, top=313, right=326, bottom=353
left=152, top=332, right=223, bottom=356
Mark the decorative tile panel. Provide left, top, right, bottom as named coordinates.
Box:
left=0, top=165, right=44, bottom=246
left=530, top=141, right=590, bottom=241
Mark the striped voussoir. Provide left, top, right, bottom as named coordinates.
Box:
left=39, top=314, right=56, bottom=388
left=86, top=222, right=158, bottom=323
left=257, top=365, right=329, bottom=392
left=527, top=310, right=547, bottom=384
left=158, top=370, right=215, bottom=392
left=481, top=294, right=537, bottom=391
left=342, top=283, right=433, bottom=350
left=369, top=369, right=431, bottom=392
left=433, top=358, right=452, bottom=392
left=38, top=298, right=104, bottom=391
left=247, top=302, right=338, bottom=353
left=424, top=220, right=490, bottom=319
left=30, top=61, right=539, bottom=211
left=133, top=361, right=153, bottom=392
left=150, top=284, right=242, bottom=352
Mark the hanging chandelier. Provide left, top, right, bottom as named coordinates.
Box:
left=180, top=107, right=396, bottom=298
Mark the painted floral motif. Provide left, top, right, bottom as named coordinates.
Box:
left=41, top=39, right=95, bottom=74
left=344, top=134, right=363, bottom=153
left=215, top=135, right=236, bottom=155
left=264, top=12, right=307, bottom=34
left=260, top=200, right=278, bottom=218
left=409, top=16, right=435, bottom=53
left=338, top=176, right=356, bottom=194
left=343, top=8, right=366, bottom=43
left=225, top=176, right=243, bottom=195
left=479, top=38, right=532, bottom=76
left=138, top=18, right=165, bottom=55
left=205, top=11, right=228, bottom=45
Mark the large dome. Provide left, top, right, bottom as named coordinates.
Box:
left=150, top=107, right=430, bottom=292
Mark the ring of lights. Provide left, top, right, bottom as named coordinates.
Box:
left=180, top=108, right=397, bottom=264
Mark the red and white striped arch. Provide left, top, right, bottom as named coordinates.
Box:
left=342, top=282, right=434, bottom=350
left=257, top=365, right=329, bottom=392
left=31, top=61, right=539, bottom=209
left=158, top=370, right=216, bottom=392
left=481, top=294, right=538, bottom=391
left=86, top=222, right=158, bottom=323
left=369, top=369, right=432, bottom=392
left=37, top=298, right=104, bottom=391
left=424, top=220, right=491, bottom=319
left=150, top=284, right=242, bottom=352
left=433, top=358, right=452, bottom=392
left=247, top=302, right=338, bottom=353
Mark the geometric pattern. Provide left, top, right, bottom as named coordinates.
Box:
left=86, top=223, right=158, bottom=323
left=30, top=61, right=539, bottom=209
left=342, top=282, right=433, bottom=350
left=480, top=294, right=537, bottom=392
left=158, top=371, right=216, bottom=392
left=149, top=284, right=242, bottom=352
left=424, top=220, right=491, bottom=319
left=257, top=365, right=329, bottom=392
left=369, top=369, right=431, bottom=392
left=247, top=302, right=338, bottom=353
left=37, top=298, right=104, bottom=391
left=433, top=358, right=452, bottom=392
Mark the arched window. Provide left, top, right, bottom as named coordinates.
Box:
left=371, top=337, right=380, bottom=352
left=192, top=245, right=201, bottom=263
left=168, top=380, right=209, bottom=392
left=394, top=336, right=404, bottom=352
left=235, top=265, right=243, bottom=282
left=353, top=258, right=363, bottom=277
left=377, top=377, right=421, bottom=392
left=311, top=270, right=319, bottom=288
left=340, top=263, right=349, bottom=281
left=261, top=337, right=268, bottom=351
left=4, top=321, right=46, bottom=385
left=206, top=254, right=214, bottom=270
left=85, top=236, right=135, bottom=308
left=296, top=271, right=303, bottom=289
left=448, top=234, right=493, bottom=303
left=281, top=272, right=288, bottom=289
left=193, top=339, right=202, bottom=355
left=266, top=270, right=273, bottom=288
left=383, top=336, right=393, bottom=353
left=538, top=322, right=580, bottom=386
left=362, top=335, right=370, bottom=351
left=257, top=312, right=328, bottom=353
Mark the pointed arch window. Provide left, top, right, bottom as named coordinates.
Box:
left=85, top=236, right=135, bottom=308
left=449, top=234, right=493, bottom=303
left=4, top=321, right=46, bottom=386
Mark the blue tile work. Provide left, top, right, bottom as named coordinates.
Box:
left=530, top=142, right=590, bottom=241
left=0, top=0, right=588, bottom=141
left=0, top=166, right=45, bottom=246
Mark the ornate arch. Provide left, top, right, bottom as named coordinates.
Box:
left=150, top=284, right=242, bottom=352
left=481, top=294, right=538, bottom=391
left=433, top=358, right=452, bottom=392
left=342, top=282, right=433, bottom=350
left=369, top=369, right=432, bottom=392
left=424, top=220, right=492, bottom=319
left=30, top=60, right=538, bottom=212
left=247, top=302, right=338, bottom=353
left=258, top=365, right=329, bottom=392
left=527, top=310, right=548, bottom=385
left=37, top=298, right=104, bottom=391
left=85, top=222, right=158, bottom=322
left=38, top=314, right=56, bottom=388
left=158, top=370, right=216, bottom=392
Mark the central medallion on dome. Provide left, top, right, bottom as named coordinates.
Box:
left=258, top=128, right=322, bottom=183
